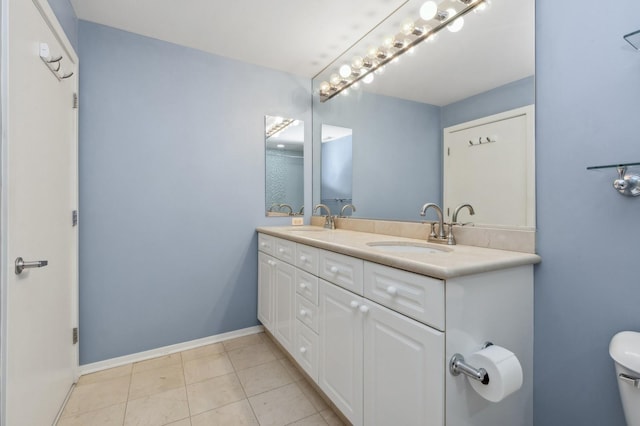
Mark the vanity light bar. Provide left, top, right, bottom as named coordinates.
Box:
left=318, top=0, right=487, bottom=103
left=266, top=118, right=296, bottom=139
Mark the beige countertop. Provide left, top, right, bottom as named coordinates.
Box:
left=256, top=225, right=541, bottom=280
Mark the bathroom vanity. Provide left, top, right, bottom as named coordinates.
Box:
left=256, top=226, right=539, bottom=426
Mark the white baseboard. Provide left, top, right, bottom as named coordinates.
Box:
left=78, top=325, right=264, bottom=376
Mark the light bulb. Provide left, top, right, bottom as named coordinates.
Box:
left=319, top=81, right=330, bottom=94
left=363, top=73, right=374, bottom=84
left=352, top=81, right=360, bottom=90
left=447, top=16, right=464, bottom=32
left=383, top=37, right=395, bottom=49
left=277, top=144, right=285, bottom=148
left=374, top=66, right=385, bottom=75
left=274, top=116, right=283, bottom=124
left=474, top=0, right=490, bottom=13
left=352, top=56, right=364, bottom=69
left=292, top=120, right=300, bottom=126
left=330, top=73, right=341, bottom=85
left=420, top=1, right=438, bottom=20
left=339, top=64, right=352, bottom=78
left=391, top=56, right=400, bottom=64
left=341, top=89, right=350, bottom=97
left=402, top=21, right=416, bottom=36
left=368, top=46, right=378, bottom=57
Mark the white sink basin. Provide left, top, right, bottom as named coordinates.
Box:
left=367, top=241, right=449, bottom=254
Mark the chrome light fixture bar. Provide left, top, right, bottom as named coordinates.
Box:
left=319, top=0, right=488, bottom=103
left=266, top=117, right=297, bottom=139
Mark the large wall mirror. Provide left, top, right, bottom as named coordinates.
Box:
left=265, top=115, right=304, bottom=216
left=312, top=0, right=535, bottom=227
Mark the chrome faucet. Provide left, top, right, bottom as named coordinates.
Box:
left=279, top=203, right=293, bottom=215
left=298, top=206, right=304, bottom=215
left=420, top=203, right=447, bottom=241
left=313, top=204, right=335, bottom=229
left=340, top=204, right=356, bottom=218
left=448, top=203, right=475, bottom=245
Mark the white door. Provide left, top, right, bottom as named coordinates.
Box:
left=443, top=106, right=535, bottom=227
left=273, top=261, right=295, bottom=352
left=2, top=0, right=79, bottom=424
left=318, top=280, right=363, bottom=426
left=257, top=252, right=274, bottom=329
left=363, top=301, right=444, bottom=426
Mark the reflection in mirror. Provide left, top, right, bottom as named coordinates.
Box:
left=265, top=115, right=304, bottom=217
left=321, top=125, right=353, bottom=216
left=312, top=0, right=535, bottom=227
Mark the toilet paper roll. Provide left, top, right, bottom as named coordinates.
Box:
left=466, top=345, right=523, bottom=402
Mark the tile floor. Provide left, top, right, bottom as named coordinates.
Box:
left=58, top=333, right=347, bottom=426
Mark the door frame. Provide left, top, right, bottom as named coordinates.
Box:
left=0, top=0, right=79, bottom=424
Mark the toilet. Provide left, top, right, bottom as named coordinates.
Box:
left=610, top=331, right=640, bottom=426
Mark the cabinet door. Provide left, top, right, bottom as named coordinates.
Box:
left=318, top=280, right=364, bottom=426
left=363, top=301, right=444, bottom=426
left=258, top=252, right=275, bottom=330
left=273, top=261, right=296, bottom=352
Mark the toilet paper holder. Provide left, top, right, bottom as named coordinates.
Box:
left=449, top=342, right=493, bottom=385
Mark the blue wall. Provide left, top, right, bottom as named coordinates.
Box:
left=534, top=1, right=640, bottom=424
left=47, top=0, right=77, bottom=52
left=78, top=21, right=311, bottom=364
left=441, top=76, right=535, bottom=128
left=313, top=90, right=442, bottom=221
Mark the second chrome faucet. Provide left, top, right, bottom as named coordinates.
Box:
left=420, top=202, right=475, bottom=245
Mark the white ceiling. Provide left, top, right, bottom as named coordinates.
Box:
left=70, top=0, right=534, bottom=105
left=70, top=0, right=409, bottom=78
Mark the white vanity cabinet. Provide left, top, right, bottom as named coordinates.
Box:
left=318, top=277, right=444, bottom=426
left=257, top=231, right=534, bottom=426
left=258, top=236, right=296, bottom=353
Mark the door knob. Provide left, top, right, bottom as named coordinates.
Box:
left=15, top=257, right=48, bottom=275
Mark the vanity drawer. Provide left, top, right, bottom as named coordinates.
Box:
left=296, top=295, right=319, bottom=333
left=296, top=244, right=319, bottom=275
left=319, top=249, right=364, bottom=295
left=258, top=233, right=275, bottom=255
left=273, top=237, right=296, bottom=264
left=294, top=320, right=319, bottom=381
left=364, top=262, right=445, bottom=331
left=296, top=269, right=319, bottom=306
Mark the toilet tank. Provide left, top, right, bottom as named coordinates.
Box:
left=610, top=331, right=640, bottom=426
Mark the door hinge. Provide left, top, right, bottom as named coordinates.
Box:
left=72, top=327, right=78, bottom=344
left=73, top=93, right=78, bottom=109
left=72, top=210, right=78, bottom=227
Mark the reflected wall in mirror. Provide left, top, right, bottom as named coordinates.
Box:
left=265, top=115, right=304, bottom=217
left=321, top=125, right=353, bottom=216
left=312, top=0, right=535, bottom=227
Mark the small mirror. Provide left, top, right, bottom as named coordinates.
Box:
left=321, top=125, right=353, bottom=216
left=265, top=115, right=304, bottom=217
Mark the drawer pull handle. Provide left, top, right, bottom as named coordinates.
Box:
left=350, top=300, right=360, bottom=309
left=300, top=255, right=307, bottom=262
left=330, top=266, right=339, bottom=274
left=386, top=286, right=398, bottom=296
left=299, top=283, right=308, bottom=290
left=359, top=305, right=370, bottom=314
left=300, top=347, right=307, bottom=354
left=299, top=309, right=307, bottom=317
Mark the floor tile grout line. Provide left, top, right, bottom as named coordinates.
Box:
left=122, top=361, right=134, bottom=426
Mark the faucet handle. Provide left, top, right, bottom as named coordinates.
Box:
left=429, top=222, right=438, bottom=239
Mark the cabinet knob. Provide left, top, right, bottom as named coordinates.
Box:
left=359, top=305, right=370, bottom=314
left=386, top=286, right=398, bottom=296
left=300, top=255, right=307, bottom=262
left=350, top=300, right=360, bottom=309
left=278, top=248, right=285, bottom=253
left=299, top=347, right=307, bottom=354
left=299, top=309, right=307, bottom=317
left=268, top=260, right=276, bottom=266
left=260, top=242, right=267, bottom=247
left=299, top=283, right=308, bottom=290
left=330, top=266, right=339, bottom=274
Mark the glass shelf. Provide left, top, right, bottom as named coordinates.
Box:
left=587, top=162, right=640, bottom=197
left=624, top=29, right=640, bottom=50
left=586, top=162, right=640, bottom=171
